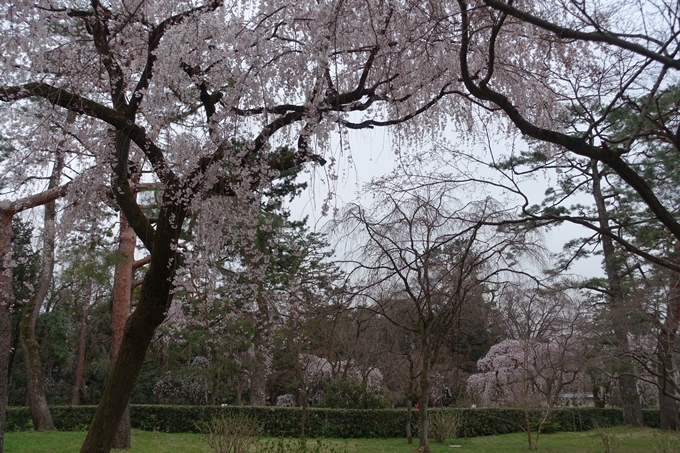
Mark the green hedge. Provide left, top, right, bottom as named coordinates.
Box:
left=5, top=405, right=663, bottom=438
left=6, top=406, right=95, bottom=431
left=130, top=406, right=409, bottom=438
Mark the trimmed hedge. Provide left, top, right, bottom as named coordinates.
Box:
left=6, top=406, right=95, bottom=431
left=5, top=405, right=664, bottom=438
left=132, top=406, right=408, bottom=438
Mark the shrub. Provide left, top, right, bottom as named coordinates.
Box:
left=654, top=430, right=680, bottom=453
left=196, top=413, right=262, bottom=453
left=318, top=380, right=391, bottom=409
left=594, top=422, right=620, bottom=453
left=429, top=410, right=462, bottom=442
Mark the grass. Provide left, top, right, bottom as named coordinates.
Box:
left=3, top=427, right=676, bottom=453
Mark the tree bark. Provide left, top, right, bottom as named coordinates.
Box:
left=657, top=331, right=680, bottom=431
left=19, top=155, right=62, bottom=432
left=80, top=197, right=185, bottom=453
left=591, top=160, right=644, bottom=426
left=249, top=293, right=270, bottom=406
left=656, top=242, right=680, bottom=430
left=72, top=298, right=92, bottom=406
left=235, top=385, right=243, bottom=406
left=417, top=344, right=431, bottom=453
left=406, top=399, right=413, bottom=444
left=0, top=211, right=14, bottom=453
left=110, top=211, right=136, bottom=449
left=112, top=405, right=131, bottom=450
left=0, top=183, right=69, bottom=453
left=658, top=382, right=680, bottom=430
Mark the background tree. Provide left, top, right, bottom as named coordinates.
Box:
left=486, top=84, right=680, bottom=426
left=0, top=182, right=69, bottom=452
left=469, top=281, right=588, bottom=450
left=337, top=183, right=543, bottom=452
left=455, top=0, right=680, bottom=268
left=18, top=153, right=64, bottom=432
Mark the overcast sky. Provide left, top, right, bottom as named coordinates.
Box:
left=286, top=128, right=604, bottom=280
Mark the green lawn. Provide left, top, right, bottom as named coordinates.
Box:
left=3, top=427, right=677, bottom=453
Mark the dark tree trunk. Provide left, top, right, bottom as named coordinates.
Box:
left=0, top=211, right=13, bottom=453
left=112, top=404, right=131, bottom=449
left=79, top=197, right=185, bottom=453
left=19, top=156, right=62, bottom=432
left=72, top=301, right=91, bottom=405
left=406, top=399, right=413, bottom=444
left=249, top=293, right=270, bottom=406
left=657, top=244, right=680, bottom=430
left=110, top=211, right=136, bottom=449
left=235, top=385, right=243, bottom=406
left=658, top=329, right=680, bottom=431
left=0, top=184, right=68, bottom=453
left=619, top=373, right=644, bottom=426
left=417, top=345, right=431, bottom=453
left=300, top=388, right=308, bottom=441
left=591, top=160, right=644, bottom=426
left=592, top=384, right=605, bottom=409
left=249, top=351, right=268, bottom=406
left=658, top=384, right=680, bottom=430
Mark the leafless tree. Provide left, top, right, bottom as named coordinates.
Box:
left=335, top=182, right=544, bottom=452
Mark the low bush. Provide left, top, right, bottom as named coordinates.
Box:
left=654, top=429, right=680, bottom=453
left=428, top=410, right=462, bottom=442
left=594, top=422, right=620, bottom=453
left=196, top=413, right=262, bottom=453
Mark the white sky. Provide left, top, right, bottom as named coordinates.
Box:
left=286, top=129, right=604, bottom=280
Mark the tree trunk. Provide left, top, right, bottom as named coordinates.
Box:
left=248, top=349, right=268, bottom=406
left=235, top=385, right=243, bottom=406
left=523, top=407, right=534, bottom=451
left=79, top=267, right=172, bottom=452
left=19, top=165, right=61, bottom=431
left=0, top=211, right=14, bottom=453
left=592, top=384, right=605, bottom=408
left=591, top=160, right=644, bottom=426
left=112, top=405, right=131, bottom=450
left=417, top=345, right=431, bottom=453
left=619, top=373, right=644, bottom=426
left=300, top=388, right=308, bottom=441
left=0, top=182, right=69, bottom=452
left=406, top=399, right=413, bottom=444
left=658, top=383, right=680, bottom=430
left=79, top=198, right=185, bottom=453
left=72, top=302, right=91, bottom=405
left=110, top=211, right=136, bottom=449
left=657, top=244, right=680, bottom=430
left=658, top=327, right=680, bottom=431
left=248, top=276, right=271, bottom=406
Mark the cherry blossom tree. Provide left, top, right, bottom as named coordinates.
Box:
left=467, top=337, right=586, bottom=450
left=0, top=0, right=468, bottom=451
left=468, top=284, right=587, bottom=451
